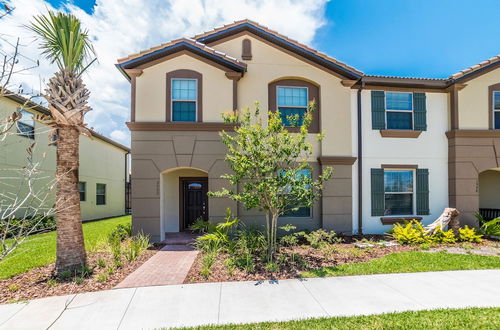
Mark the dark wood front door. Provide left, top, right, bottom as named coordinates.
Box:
left=180, top=177, right=208, bottom=231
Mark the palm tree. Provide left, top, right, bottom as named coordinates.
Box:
left=28, top=11, right=96, bottom=273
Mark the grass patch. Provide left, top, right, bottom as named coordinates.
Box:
left=0, top=215, right=131, bottom=279
left=301, top=251, right=500, bottom=278
left=178, top=307, right=500, bottom=329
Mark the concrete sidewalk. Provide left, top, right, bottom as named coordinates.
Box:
left=1, top=270, right=499, bottom=330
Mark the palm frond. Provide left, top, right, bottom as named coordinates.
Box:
left=26, top=11, right=96, bottom=74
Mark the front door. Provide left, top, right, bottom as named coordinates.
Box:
left=180, top=177, right=208, bottom=230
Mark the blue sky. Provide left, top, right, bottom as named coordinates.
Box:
left=46, top=0, right=500, bottom=79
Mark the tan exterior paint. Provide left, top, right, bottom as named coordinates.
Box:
left=0, top=96, right=128, bottom=221
left=215, top=34, right=353, bottom=156
left=457, top=68, right=500, bottom=129
left=135, top=54, right=233, bottom=122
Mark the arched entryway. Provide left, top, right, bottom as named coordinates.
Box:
left=160, top=167, right=208, bottom=238
left=479, top=168, right=500, bottom=220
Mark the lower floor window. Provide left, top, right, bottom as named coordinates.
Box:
left=96, top=183, right=106, bottom=205
left=384, top=170, right=413, bottom=215
left=79, top=182, right=86, bottom=201
left=282, top=169, right=312, bottom=218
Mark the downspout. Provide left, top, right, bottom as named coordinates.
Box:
left=357, top=81, right=365, bottom=235
left=125, top=151, right=130, bottom=215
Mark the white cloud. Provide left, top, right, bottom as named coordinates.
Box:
left=0, top=0, right=329, bottom=147
left=110, top=129, right=130, bottom=144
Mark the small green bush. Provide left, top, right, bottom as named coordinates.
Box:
left=123, top=233, right=150, bottom=262
left=195, top=208, right=238, bottom=253
left=97, top=258, right=106, bottom=268
left=429, top=228, right=457, bottom=244
left=459, top=226, right=483, bottom=243
left=390, top=221, right=427, bottom=245
left=96, top=273, right=108, bottom=283
left=46, top=279, right=58, bottom=287
left=479, top=218, right=500, bottom=237
left=264, top=262, right=279, bottom=273
left=73, top=277, right=83, bottom=285
left=108, top=223, right=132, bottom=243
left=297, top=229, right=341, bottom=248
left=190, top=218, right=211, bottom=233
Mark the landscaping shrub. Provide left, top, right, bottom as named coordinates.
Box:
left=479, top=218, right=500, bottom=237
left=190, top=218, right=211, bottom=233
left=123, top=232, right=150, bottom=262
left=195, top=208, right=238, bottom=253
left=107, top=223, right=132, bottom=243
left=279, top=224, right=299, bottom=247
left=429, top=228, right=457, bottom=244
left=0, top=215, right=56, bottom=238
left=390, top=221, right=427, bottom=245
left=459, top=226, right=483, bottom=243
left=297, top=229, right=342, bottom=248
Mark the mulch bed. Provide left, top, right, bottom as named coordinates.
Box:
left=185, top=242, right=415, bottom=284
left=0, top=244, right=162, bottom=304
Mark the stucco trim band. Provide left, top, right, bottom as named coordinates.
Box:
left=317, top=156, right=357, bottom=165
left=126, top=122, right=237, bottom=131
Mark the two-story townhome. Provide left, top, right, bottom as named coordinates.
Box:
left=116, top=20, right=499, bottom=242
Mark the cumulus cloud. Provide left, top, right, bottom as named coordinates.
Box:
left=0, top=0, right=329, bottom=146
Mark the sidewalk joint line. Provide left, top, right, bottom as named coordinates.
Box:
left=46, top=294, right=78, bottom=330
left=0, top=301, right=29, bottom=327
left=216, top=283, right=223, bottom=324
left=117, top=288, right=138, bottom=330
left=300, top=279, right=330, bottom=316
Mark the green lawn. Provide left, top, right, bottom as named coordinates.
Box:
left=0, top=215, right=131, bottom=279
left=301, top=251, right=500, bottom=278
left=179, top=308, right=500, bottom=330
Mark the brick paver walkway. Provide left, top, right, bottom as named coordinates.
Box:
left=115, top=244, right=198, bottom=288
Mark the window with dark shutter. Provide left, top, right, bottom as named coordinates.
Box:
left=416, top=169, right=430, bottom=215
left=371, top=168, right=385, bottom=216
left=371, top=91, right=386, bottom=130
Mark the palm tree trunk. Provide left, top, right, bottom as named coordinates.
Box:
left=55, top=125, right=86, bottom=273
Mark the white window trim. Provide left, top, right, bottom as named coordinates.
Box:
left=96, top=183, right=106, bottom=206
left=493, top=91, right=500, bottom=129
left=79, top=182, right=86, bottom=202
left=383, top=168, right=416, bottom=217
left=170, top=78, right=198, bottom=122
left=384, top=91, right=414, bottom=130
left=276, top=86, right=308, bottom=126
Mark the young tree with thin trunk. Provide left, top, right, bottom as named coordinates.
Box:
left=28, top=11, right=96, bottom=273
left=211, top=103, right=333, bottom=258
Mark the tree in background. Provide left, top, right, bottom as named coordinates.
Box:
left=28, top=11, right=96, bottom=273
left=211, top=103, right=333, bottom=258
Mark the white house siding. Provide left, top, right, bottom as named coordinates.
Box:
left=361, top=90, right=449, bottom=234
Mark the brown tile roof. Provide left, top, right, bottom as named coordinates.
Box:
left=449, top=54, right=500, bottom=80
left=116, top=37, right=246, bottom=69
left=193, top=19, right=364, bottom=77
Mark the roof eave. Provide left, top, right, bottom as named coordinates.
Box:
left=197, top=23, right=362, bottom=80
left=361, top=76, right=450, bottom=89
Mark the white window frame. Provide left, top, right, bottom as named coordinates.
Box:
left=96, top=183, right=106, bottom=206
left=383, top=169, right=416, bottom=216
left=16, top=109, right=35, bottom=139
left=493, top=91, right=500, bottom=130
left=79, top=182, right=86, bottom=202
left=171, top=78, right=198, bottom=122
left=276, top=86, right=308, bottom=127
left=384, top=91, right=414, bottom=130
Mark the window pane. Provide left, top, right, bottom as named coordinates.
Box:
left=494, top=91, right=500, bottom=110
left=96, top=195, right=106, bottom=205
left=284, top=206, right=311, bottom=217
left=79, top=182, right=86, bottom=201
left=172, top=79, right=196, bottom=100
left=384, top=170, right=413, bottom=193
left=386, top=92, right=412, bottom=110
left=279, top=107, right=306, bottom=126
left=387, top=112, right=412, bottom=130
left=172, top=101, right=196, bottom=121
left=96, top=184, right=106, bottom=194
left=277, top=87, right=307, bottom=107
left=495, top=111, right=500, bottom=130
left=16, top=122, right=35, bottom=139
left=384, top=193, right=413, bottom=215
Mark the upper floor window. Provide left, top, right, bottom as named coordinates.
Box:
left=494, top=91, right=500, bottom=130
left=17, top=110, right=35, bottom=139
left=385, top=92, right=413, bottom=130
left=277, top=86, right=308, bottom=127
left=171, top=79, right=197, bottom=122
left=384, top=170, right=414, bottom=216
left=371, top=91, right=426, bottom=132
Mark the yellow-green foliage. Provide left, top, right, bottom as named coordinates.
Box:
left=390, top=221, right=427, bottom=245
left=429, top=228, right=457, bottom=244
left=459, top=226, right=483, bottom=243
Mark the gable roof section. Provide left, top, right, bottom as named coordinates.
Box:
left=2, top=92, right=130, bottom=152
left=116, top=38, right=247, bottom=80
left=193, top=19, right=363, bottom=80
left=450, top=54, right=500, bottom=83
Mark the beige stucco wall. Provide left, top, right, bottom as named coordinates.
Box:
left=135, top=54, right=233, bottom=122
left=212, top=34, right=353, bottom=157
left=0, top=96, right=127, bottom=221
left=458, top=68, right=500, bottom=129
left=479, top=169, right=500, bottom=209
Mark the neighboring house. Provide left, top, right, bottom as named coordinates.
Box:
left=116, top=20, right=500, bottom=242
left=0, top=93, right=130, bottom=221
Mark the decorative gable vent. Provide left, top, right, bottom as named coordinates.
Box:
left=242, top=38, right=252, bottom=60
